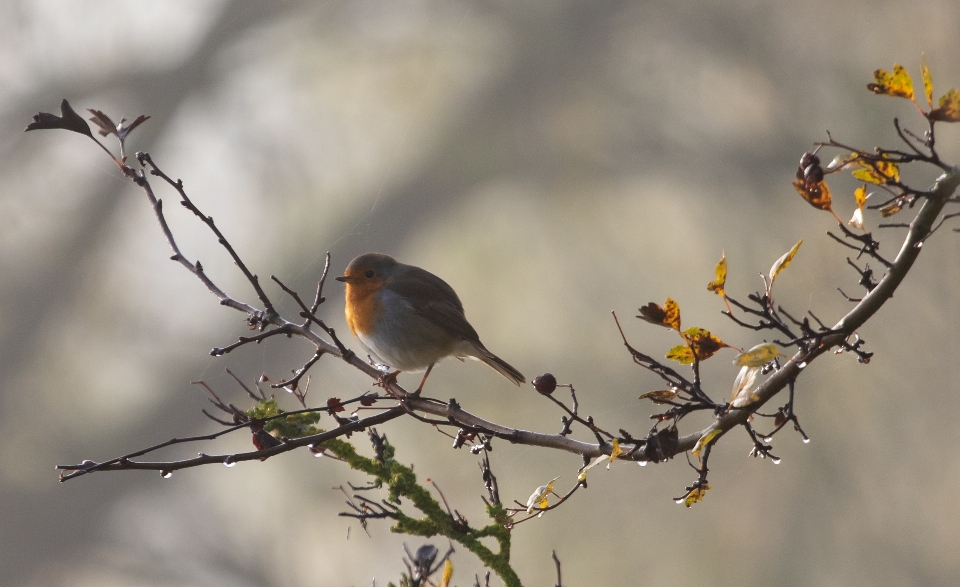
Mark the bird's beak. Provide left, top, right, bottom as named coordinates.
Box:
left=335, top=275, right=352, bottom=283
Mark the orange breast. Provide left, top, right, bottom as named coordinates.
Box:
left=344, top=279, right=385, bottom=336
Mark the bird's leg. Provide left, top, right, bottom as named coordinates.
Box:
left=413, top=363, right=435, bottom=396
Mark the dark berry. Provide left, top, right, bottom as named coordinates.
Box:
left=533, top=373, right=558, bottom=395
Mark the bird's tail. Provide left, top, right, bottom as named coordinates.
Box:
left=473, top=344, right=525, bottom=386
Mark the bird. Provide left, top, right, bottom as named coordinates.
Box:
left=335, top=253, right=525, bottom=393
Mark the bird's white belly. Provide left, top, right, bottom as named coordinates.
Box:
left=357, top=291, right=460, bottom=371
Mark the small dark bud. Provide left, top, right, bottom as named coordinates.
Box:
left=533, top=373, right=557, bottom=395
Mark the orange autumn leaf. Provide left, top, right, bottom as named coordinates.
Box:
left=867, top=63, right=915, bottom=101
left=929, top=89, right=960, bottom=122
left=792, top=179, right=843, bottom=223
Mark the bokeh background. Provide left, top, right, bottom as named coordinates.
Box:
left=3, top=1, right=960, bottom=585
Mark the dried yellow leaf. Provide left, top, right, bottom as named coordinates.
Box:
left=440, top=560, right=454, bottom=587
left=707, top=254, right=727, bottom=296
left=849, top=184, right=868, bottom=231
left=663, top=298, right=681, bottom=332
left=733, top=343, right=783, bottom=367
left=867, top=63, right=915, bottom=100
left=692, top=428, right=722, bottom=457
left=683, top=483, right=711, bottom=508
left=731, top=365, right=762, bottom=408
left=921, top=54, right=934, bottom=109
left=852, top=159, right=900, bottom=185
left=707, top=253, right=732, bottom=313
left=853, top=183, right=868, bottom=209
left=607, top=438, right=622, bottom=469
left=768, top=239, right=802, bottom=291
left=525, top=476, right=560, bottom=513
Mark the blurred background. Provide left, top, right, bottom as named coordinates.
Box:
left=3, top=1, right=960, bottom=585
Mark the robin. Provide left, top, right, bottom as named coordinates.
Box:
left=335, top=253, right=525, bottom=393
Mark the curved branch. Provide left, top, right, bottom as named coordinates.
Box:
left=672, top=166, right=960, bottom=455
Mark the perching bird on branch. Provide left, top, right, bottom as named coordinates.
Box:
left=336, top=253, right=525, bottom=393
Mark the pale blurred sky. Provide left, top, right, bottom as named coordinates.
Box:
left=3, top=1, right=960, bottom=586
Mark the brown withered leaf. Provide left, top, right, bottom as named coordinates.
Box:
left=879, top=201, right=902, bottom=217
left=929, top=89, right=960, bottom=122
left=252, top=428, right=282, bottom=451
left=326, top=397, right=345, bottom=413
left=24, top=99, right=92, bottom=137
left=867, top=64, right=915, bottom=100
left=88, top=109, right=117, bottom=137
left=665, top=328, right=729, bottom=365
left=637, top=298, right=681, bottom=332
left=88, top=111, right=151, bottom=141
left=682, top=327, right=729, bottom=361
left=639, top=389, right=679, bottom=404
left=774, top=408, right=788, bottom=429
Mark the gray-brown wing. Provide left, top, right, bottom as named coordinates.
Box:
left=389, top=266, right=480, bottom=342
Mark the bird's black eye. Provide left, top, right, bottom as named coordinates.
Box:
left=365, top=270, right=375, bottom=278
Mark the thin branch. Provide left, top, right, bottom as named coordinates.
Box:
left=138, top=152, right=278, bottom=323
